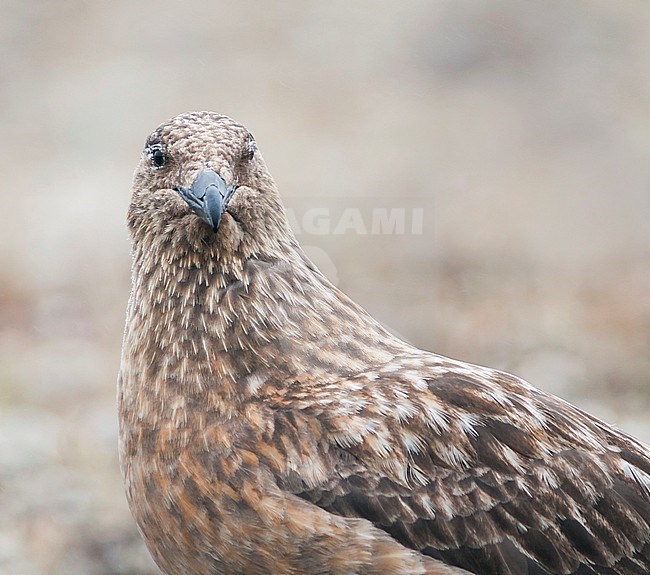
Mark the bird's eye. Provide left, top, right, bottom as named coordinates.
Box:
left=147, top=145, right=166, bottom=169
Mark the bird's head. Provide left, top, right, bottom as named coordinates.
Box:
left=128, top=112, right=294, bottom=259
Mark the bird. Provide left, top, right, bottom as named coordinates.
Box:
left=119, top=111, right=650, bottom=575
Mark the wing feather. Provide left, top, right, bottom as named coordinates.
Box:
left=267, top=354, right=650, bottom=575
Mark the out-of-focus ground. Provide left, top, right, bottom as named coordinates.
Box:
left=0, top=1, right=649, bottom=573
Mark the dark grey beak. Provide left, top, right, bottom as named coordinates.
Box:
left=175, top=169, right=238, bottom=232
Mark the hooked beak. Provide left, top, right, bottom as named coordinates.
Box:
left=175, top=169, right=238, bottom=232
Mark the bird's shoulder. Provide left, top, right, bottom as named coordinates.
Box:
left=255, top=352, right=650, bottom=574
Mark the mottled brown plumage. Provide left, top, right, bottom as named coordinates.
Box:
left=119, top=112, right=650, bottom=575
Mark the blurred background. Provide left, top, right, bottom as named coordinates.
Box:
left=1, top=1, right=649, bottom=573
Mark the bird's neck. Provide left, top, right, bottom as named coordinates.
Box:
left=121, top=239, right=404, bottom=404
